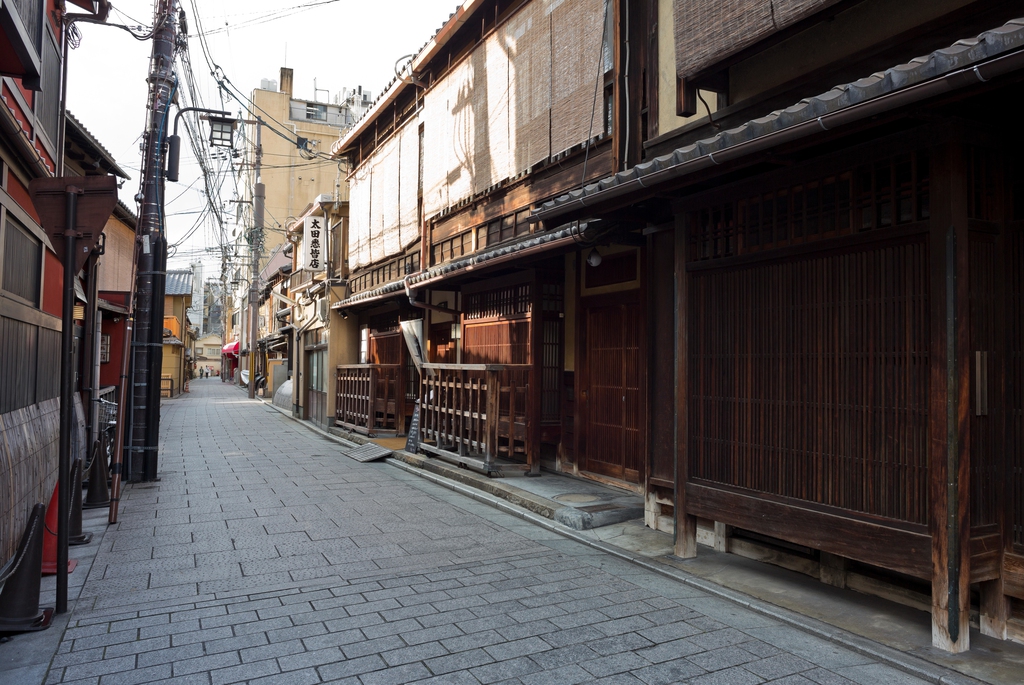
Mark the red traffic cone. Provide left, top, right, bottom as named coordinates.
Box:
left=0, top=503, right=53, bottom=633
left=41, top=482, right=77, bottom=576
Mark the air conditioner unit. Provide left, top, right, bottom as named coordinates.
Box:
left=316, top=193, right=333, bottom=204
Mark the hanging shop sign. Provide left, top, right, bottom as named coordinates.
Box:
left=302, top=216, right=326, bottom=272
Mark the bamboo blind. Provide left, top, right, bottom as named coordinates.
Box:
left=688, top=239, right=931, bottom=525
left=421, top=75, right=448, bottom=219
left=550, top=0, right=605, bottom=155
left=348, top=162, right=372, bottom=268
left=506, top=0, right=551, bottom=172
left=675, top=0, right=842, bottom=80
left=0, top=398, right=59, bottom=565
left=374, top=133, right=401, bottom=260
left=473, top=32, right=512, bottom=195
left=398, top=116, right=420, bottom=248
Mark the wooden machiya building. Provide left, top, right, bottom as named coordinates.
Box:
left=330, top=0, right=672, bottom=508
left=531, top=1, right=1024, bottom=653
left=330, top=0, right=1024, bottom=652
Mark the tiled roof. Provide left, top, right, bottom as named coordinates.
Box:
left=535, top=17, right=1024, bottom=222
left=334, top=222, right=587, bottom=309
left=165, top=270, right=194, bottom=296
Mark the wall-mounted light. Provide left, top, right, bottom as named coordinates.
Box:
left=586, top=248, right=602, bottom=268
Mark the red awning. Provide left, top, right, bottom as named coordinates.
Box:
left=222, top=341, right=239, bottom=357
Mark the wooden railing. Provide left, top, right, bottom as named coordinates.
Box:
left=419, top=363, right=534, bottom=469
left=336, top=364, right=404, bottom=433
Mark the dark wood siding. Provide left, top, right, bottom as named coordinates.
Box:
left=649, top=230, right=676, bottom=483
left=1008, top=225, right=1024, bottom=552
left=688, top=237, right=930, bottom=525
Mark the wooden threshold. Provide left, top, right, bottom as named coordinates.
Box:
left=685, top=482, right=931, bottom=580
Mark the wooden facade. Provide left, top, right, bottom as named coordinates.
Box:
left=323, top=0, right=1024, bottom=652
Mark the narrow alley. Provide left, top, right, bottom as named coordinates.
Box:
left=35, top=381, right=969, bottom=685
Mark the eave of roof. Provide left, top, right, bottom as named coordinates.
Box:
left=332, top=1, right=482, bottom=158
left=534, top=17, right=1024, bottom=223
left=65, top=111, right=131, bottom=180
left=332, top=222, right=587, bottom=310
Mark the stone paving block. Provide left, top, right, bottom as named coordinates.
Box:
left=519, top=663, right=594, bottom=685
left=135, top=641, right=206, bottom=668
left=57, top=655, right=138, bottom=681
left=380, top=640, right=449, bottom=666
left=687, top=665, right=765, bottom=685
left=687, top=645, right=759, bottom=672
left=203, top=630, right=269, bottom=655
left=528, top=643, right=600, bottom=670
left=495, top=618, right=559, bottom=641
left=209, top=658, right=282, bottom=685
left=483, top=636, right=550, bottom=661
left=68, top=628, right=141, bottom=652
left=100, top=636, right=171, bottom=660
left=340, top=635, right=407, bottom=660
left=49, top=647, right=106, bottom=669
left=246, top=666, right=321, bottom=685
left=171, top=650, right=242, bottom=676
left=580, top=652, right=653, bottom=679
left=314, top=654, right=387, bottom=681
left=741, top=652, right=814, bottom=680
left=801, top=667, right=859, bottom=685
left=399, top=621, right=463, bottom=646
left=632, top=659, right=707, bottom=685
left=94, top=663, right=174, bottom=685
left=470, top=655, right=543, bottom=685
left=635, top=637, right=704, bottom=664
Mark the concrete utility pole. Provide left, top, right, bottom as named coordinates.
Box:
left=249, top=119, right=264, bottom=400
left=131, top=0, right=178, bottom=482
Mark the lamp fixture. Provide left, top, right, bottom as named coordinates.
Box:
left=586, top=248, right=602, bottom=267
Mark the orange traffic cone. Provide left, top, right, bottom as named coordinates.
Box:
left=41, top=482, right=77, bottom=576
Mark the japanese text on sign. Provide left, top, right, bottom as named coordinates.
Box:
left=303, top=216, right=326, bottom=272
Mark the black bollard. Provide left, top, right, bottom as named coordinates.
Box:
left=0, top=504, right=53, bottom=633
left=83, top=439, right=110, bottom=509
left=68, top=460, right=92, bottom=546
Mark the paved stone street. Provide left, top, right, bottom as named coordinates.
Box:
left=44, top=380, right=943, bottom=685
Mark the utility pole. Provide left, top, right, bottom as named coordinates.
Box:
left=249, top=119, right=264, bottom=399
left=131, top=0, right=178, bottom=482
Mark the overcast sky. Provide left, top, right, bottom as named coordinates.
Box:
left=66, top=0, right=460, bottom=274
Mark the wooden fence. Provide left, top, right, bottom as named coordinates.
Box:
left=419, top=363, right=534, bottom=469
left=335, top=364, right=404, bottom=433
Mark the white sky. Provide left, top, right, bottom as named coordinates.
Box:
left=65, top=0, right=460, bottom=275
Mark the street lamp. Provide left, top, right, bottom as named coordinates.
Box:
left=208, top=116, right=236, bottom=148
left=166, top=107, right=236, bottom=183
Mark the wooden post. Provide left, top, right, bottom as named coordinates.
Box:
left=674, top=211, right=697, bottom=558
left=929, top=139, right=971, bottom=653
left=713, top=522, right=731, bottom=553
left=819, top=552, right=848, bottom=589
left=368, top=365, right=378, bottom=432
left=485, top=368, right=499, bottom=468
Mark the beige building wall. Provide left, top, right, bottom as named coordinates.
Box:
left=97, top=216, right=136, bottom=293
left=250, top=69, right=349, bottom=263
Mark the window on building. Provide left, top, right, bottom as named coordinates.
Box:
left=2, top=218, right=42, bottom=307
left=359, top=326, right=368, bottom=364
left=306, top=103, right=327, bottom=121
left=100, top=334, right=111, bottom=363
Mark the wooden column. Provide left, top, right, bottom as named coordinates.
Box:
left=929, top=140, right=972, bottom=652
left=674, top=212, right=697, bottom=558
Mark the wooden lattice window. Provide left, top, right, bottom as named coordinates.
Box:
left=464, top=284, right=532, bottom=320
left=689, top=151, right=931, bottom=261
